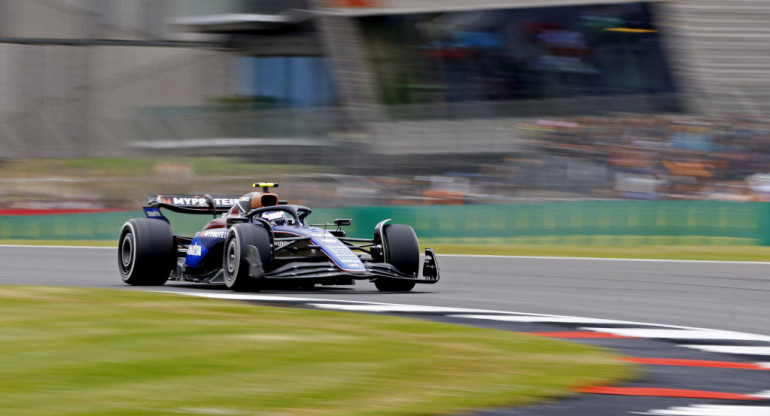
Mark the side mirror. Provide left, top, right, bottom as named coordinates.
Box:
left=334, top=218, right=352, bottom=226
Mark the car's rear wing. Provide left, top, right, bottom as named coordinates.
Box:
left=145, top=194, right=241, bottom=218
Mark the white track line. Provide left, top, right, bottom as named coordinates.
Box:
left=307, top=303, right=499, bottom=314
left=158, top=292, right=342, bottom=303
left=635, top=405, right=770, bottom=416
left=682, top=346, right=770, bottom=356
left=581, top=328, right=770, bottom=342
left=449, top=314, right=653, bottom=325
left=160, top=292, right=507, bottom=314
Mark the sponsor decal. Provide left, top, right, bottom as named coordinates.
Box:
left=188, top=244, right=202, bottom=256
left=155, top=195, right=239, bottom=207
left=274, top=240, right=292, bottom=248
left=201, top=230, right=228, bottom=239
left=214, top=198, right=238, bottom=206
left=172, top=197, right=211, bottom=206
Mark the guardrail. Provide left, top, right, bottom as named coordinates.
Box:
left=1, top=201, right=767, bottom=245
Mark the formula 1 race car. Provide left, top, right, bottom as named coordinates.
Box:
left=118, top=183, right=439, bottom=292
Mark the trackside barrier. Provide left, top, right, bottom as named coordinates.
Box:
left=316, top=201, right=769, bottom=246
left=0, top=201, right=768, bottom=245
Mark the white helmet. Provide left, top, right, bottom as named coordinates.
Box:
left=261, top=210, right=286, bottom=225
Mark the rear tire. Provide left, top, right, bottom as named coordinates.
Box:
left=118, top=218, right=175, bottom=285
left=223, top=223, right=271, bottom=292
left=374, top=224, right=419, bottom=292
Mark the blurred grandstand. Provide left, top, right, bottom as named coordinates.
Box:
left=1, top=0, right=769, bottom=207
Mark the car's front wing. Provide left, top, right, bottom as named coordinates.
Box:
left=256, top=249, right=440, bottom=284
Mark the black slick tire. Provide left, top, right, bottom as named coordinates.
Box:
left=222, top=223, right=271, bottom=292
left=375, top=224, right=419, bottom=292
left=118, top=218, right=175, bottom=285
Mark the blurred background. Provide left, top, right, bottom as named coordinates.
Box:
left=2, top=0, right=770, bottom=244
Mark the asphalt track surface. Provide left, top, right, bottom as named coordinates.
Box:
left=3, top=246, right=768, bottom=335
left=2, top=245, right=770, bottom=415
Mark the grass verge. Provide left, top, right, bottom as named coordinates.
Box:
left=0, top=285, right=632, bottom=416
left=424, top=243, right=770, bottom=261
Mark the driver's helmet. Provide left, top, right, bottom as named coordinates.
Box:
left=261, top=210, right=287, bottom=226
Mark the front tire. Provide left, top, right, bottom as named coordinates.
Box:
left=375, top=224, right=419, bottom=292
left=223, top=223, right=271, bottom=292
left=118, top=218, right=175, bottom=285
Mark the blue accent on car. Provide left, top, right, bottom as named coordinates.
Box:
left=185, top=230, right=229, bottom=268
left=143, top=207, right=169, bottom=223
left=273, top=225, right=366, bottom=272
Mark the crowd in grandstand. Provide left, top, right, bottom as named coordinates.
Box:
left=521, top=115, right=770, bottom=201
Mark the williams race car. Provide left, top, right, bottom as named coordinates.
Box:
left=118, top=183, right=439, bottom=292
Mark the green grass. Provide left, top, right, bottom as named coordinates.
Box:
left=424, top=243, right=770, bottom=261
left=0, top=286, right=632, bottom=416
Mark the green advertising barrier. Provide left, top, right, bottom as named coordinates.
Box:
left=314, top=201, right=769, bottom=246
left=0, top=211, right=211, bottom=242
left=1, top=201, right=768, bottom=245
